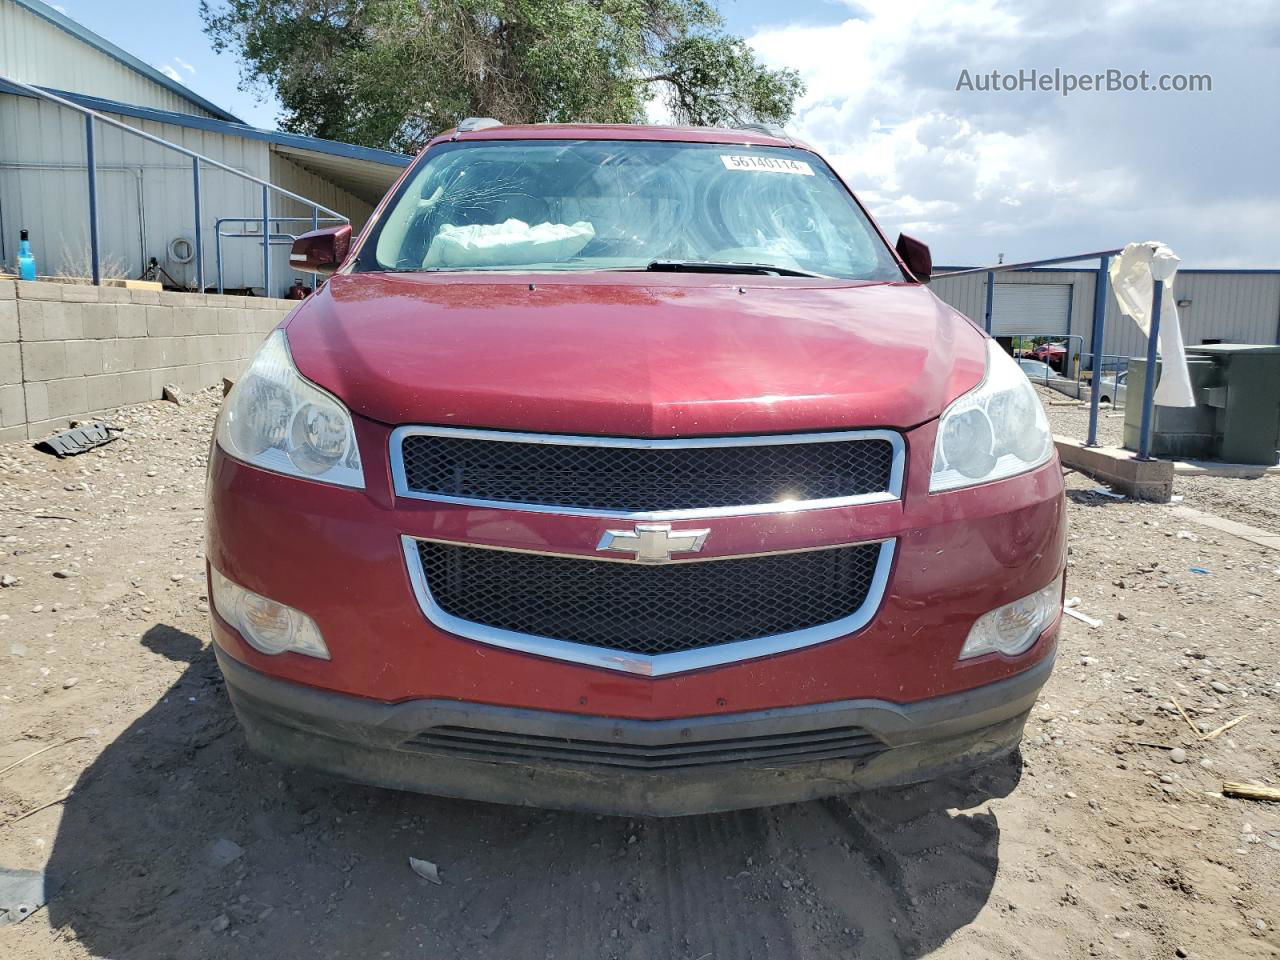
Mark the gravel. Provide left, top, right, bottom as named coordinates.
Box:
left=1175, top=474, right=1280, bottom=535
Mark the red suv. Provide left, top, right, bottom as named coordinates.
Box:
left=206, top=123, right=1065, bottom=816
left=1029, top=342, right=1068, bottom=370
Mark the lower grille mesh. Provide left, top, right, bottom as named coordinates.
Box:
left=402, top=724, right=887, bottom=770
left=416, top=540, right=883, bottom=656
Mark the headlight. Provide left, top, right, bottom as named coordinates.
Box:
left=930, top=340, right=1054, bottom=492
left=959, top=579, right=1061, bottom=659
left=217, top=330, right=364, bottom=488
left=210, top=567, right=330, bottom=659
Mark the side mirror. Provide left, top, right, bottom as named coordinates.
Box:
left=290, top=224, right=352, bottom=274
left=895, top=233, right=931, bottom=282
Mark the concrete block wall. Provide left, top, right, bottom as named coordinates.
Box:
left=0, top=281, right=293, bottom=444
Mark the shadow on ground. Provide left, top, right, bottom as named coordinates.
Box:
left=43, top=624, right=1021, bottom=960
left=1066, top=488, right=1136, bottom=508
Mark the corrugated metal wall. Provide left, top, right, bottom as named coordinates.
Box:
left=0, top=0, right=216, bottom=118
left=932, top=268, right=1280, bottom=364
left=1112, top=272, right=1280, bottom=356
left=0, top=93, right=375, bottom=293
left=1, top=92, right=263, bottom=288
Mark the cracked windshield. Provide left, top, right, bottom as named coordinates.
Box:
left=366, top=140, right=903, bottom=280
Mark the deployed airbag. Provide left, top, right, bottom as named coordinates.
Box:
left=423, top=218, right=595, bottom=268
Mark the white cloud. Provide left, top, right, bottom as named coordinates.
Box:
left=174, top=57, right=196, bottom=76
left=751, top=0, right=1280, bottom=267
left=155, top=63, right=183, bottom=83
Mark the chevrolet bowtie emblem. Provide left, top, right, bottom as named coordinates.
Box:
left=597, top=523, right=710, bottom=564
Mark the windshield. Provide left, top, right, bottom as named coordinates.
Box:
left=358, top=140, right=903, bottom=281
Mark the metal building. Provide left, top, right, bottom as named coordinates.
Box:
left=931, top=266, right=1280, bottom=366
left=0, top=0, right=410, bottom=295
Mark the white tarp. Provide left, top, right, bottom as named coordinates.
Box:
left=1108, top=241, right=1195, bottom=407
left=423, top=218, right=595, bottom=268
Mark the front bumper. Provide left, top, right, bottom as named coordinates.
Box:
left=217, top=647, right=1052, bottom=817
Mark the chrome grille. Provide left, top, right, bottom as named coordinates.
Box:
left=402, top=724, right=887, bottom=771
left=392, top=427, right=901, bottom=517
left=412, top=540, right=884, bottom=657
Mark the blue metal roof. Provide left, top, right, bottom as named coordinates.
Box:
left=2, top=83, right=411, bottom=170
left=14, top=0, right=244, bottom=123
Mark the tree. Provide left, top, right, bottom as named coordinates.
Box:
left=200, top=0, right=804, bottom=152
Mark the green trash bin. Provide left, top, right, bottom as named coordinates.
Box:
left=1186, top=344, right=1280, bottom=465
left=1124, top=345, right=1280, bottom=465
left=1122, top=357, right=1217, bottom=458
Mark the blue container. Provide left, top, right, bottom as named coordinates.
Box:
left=17, top=228, right=37, bottom=281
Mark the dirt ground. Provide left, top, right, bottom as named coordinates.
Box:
left=1, top=391, right=1278, bottom=960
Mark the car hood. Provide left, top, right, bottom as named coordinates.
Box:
left=283, top=272, right=987, bottom=436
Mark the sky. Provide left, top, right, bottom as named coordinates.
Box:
left=52, top=0, right=1279, bottom=268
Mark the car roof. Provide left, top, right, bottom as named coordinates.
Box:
left=427, top=123, right=811, bottom=151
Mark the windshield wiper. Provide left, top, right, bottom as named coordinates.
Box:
left=643, top=259, right=828, bottom=279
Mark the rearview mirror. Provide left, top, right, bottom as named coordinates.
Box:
left=895, top=233, right=931, bottom=282
left=290, top=224, right=352, bottom=274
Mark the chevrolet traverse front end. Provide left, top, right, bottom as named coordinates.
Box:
left=206, top=124, right=1065, bottom=816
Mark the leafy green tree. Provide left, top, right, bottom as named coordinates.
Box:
left=200, top=0, right=804, bottom=152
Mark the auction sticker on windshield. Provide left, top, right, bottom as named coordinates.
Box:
left=720, top=155, right=814, bottom=175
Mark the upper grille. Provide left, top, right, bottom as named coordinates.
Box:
left=394, top=428, right=899, bottom=516
left=414, top=539, right=884, bottom=656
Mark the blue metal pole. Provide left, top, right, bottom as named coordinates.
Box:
left=1085, top=254, right=1111, bottom=446
left=983, top=271, right=995, bottom=333
left=1137, top=278, right=1164, bottom=460
left=261, top=184, right=271, bottom=298
left=84, top=115, right=101, bottom=285
left=311, top=205, right=319, bottom=291
left=192, top=158, right=204, bottom=293
left=215, top=221, right=225, bottom=295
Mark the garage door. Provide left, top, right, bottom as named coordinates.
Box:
left=991, top=283, right=1072, bottom=336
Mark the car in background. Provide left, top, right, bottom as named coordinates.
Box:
left=1094, top=370, right=1128, bottom=406
left=1017, top=357, right=1086, bottom=400
left=1030, top=342, right=1067, bottom=369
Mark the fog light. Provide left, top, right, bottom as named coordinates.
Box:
left=959, top=579, right=1061, bottom=659
left=209, top=566, right=329, bottom=659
